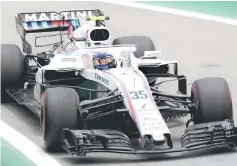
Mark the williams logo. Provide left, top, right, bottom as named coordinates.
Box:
left=141, top=102, right=147, bottom=108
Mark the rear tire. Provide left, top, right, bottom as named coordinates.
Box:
left=112, top=36, right=155, bottom=58
left=41, top=87, right=82, bottom=152
left=1, top=44, right=25, bottom=102
left=191, top=77, right=233, bottom=124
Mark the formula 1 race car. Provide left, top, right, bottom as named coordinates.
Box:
left=1, top=9, right=237, bottom=156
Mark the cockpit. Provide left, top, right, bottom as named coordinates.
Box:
left=92, top=52, right=117, bottom=70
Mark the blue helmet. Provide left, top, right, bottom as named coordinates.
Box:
left=93, top=53, right=116, bottom=69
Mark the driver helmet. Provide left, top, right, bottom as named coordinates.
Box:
left=93, top=53, right=116, bottom=69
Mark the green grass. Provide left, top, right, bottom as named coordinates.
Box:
left=137, top=1, right=237, bottom=19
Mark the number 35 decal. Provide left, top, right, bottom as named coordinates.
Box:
left=129, top=91, right=148, bottom=99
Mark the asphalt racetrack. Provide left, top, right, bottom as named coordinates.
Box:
left=1, top=1, right=237, bottom=166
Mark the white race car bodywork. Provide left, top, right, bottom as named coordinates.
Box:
left=35, top=44, right=179, bottom=142
left=9, top=9, right=237, bottom=156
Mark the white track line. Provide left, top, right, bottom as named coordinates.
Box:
left=0, top=121, right=62, bottom=166
left=103, top=1, right=237, bottom=26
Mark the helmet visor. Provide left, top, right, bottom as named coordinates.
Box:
left=93, top=56, right=113, bottom=66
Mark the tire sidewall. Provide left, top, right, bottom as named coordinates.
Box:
left=1, top=44, right=25, bottom=88
left=40, top=87, right=82, bottom=152
left=191, top=77, right=233, bottom=124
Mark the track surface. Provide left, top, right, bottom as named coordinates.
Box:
left=1, top=1, right=237, bottom=166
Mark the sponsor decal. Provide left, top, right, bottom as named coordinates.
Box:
left=23, top=11, right=93, bottom=22
left=95, top=73, right=109, bottom=85
left=144, top=50, right=161, bottom=57
left=129, top=90, right=148, bottom=99
left=136, top=108, right=154, bottom=112
left=61, top=57, right=76, bottom=62
left=137, top=111, right=167, bottom=133
left=141, top=102, right=147, bottom=108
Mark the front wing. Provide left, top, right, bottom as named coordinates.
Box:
left=61, top=120, right=237, bottom=156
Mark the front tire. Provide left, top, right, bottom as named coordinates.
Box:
left=41, top=87, right=82, bottom=152
left=191, top=77, right=233, bottom=124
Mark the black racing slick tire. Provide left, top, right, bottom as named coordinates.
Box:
left=41, top=87, right=82, bottom=152
left=191, top=77, right=233, bottom=124
left=1, top=44, right=25, bottom=102
left=112, top=36, right=155, bottom=58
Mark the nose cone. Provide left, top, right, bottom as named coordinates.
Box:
left=141, top=135, right=166, bottom=150
left=152, top=134, right=166, bottom=146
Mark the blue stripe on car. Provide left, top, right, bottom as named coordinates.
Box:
left=71, top=20, right=80, bottom=28
left=41, top=21, right=48, bottom=28
left=26, top=22, right=32, bottom=29
left=31, top=22, right=38, bottom=29
left=37, top=21, right=42, bottom=28
left=47, top=21, right=52, bottom=27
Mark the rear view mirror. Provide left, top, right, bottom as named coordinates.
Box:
left=140, top=50, right=161, bottom=59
